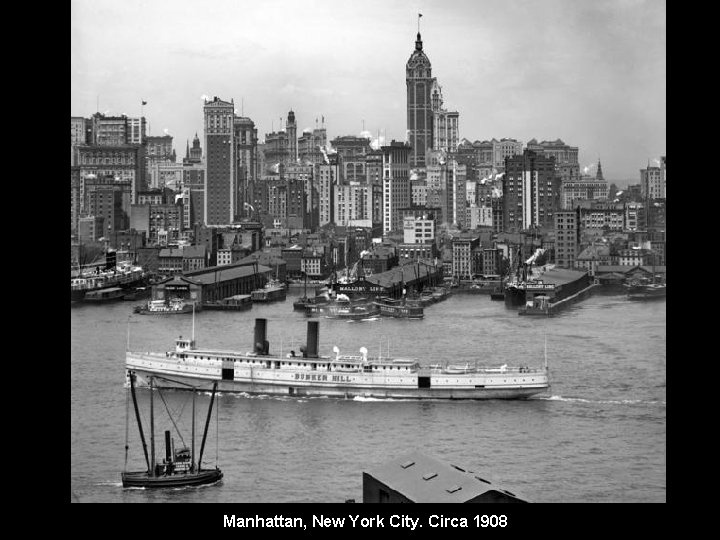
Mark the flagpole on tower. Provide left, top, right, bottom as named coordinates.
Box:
left=418, top=12, right=422, bottom=33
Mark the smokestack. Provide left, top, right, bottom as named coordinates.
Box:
left=305, top=320, right=319, bottom=358
left=254, top=318, right=269, bottom=355
left=164, top=430, right=172, bottom=463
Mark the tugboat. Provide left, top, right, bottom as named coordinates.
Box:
left=121, top=373, right=223, bottom=488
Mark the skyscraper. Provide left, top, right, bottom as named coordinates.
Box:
left=406, top=32, right=433, bottom=168
left=233, top=116, right=257, bottom=218
left=204, top=96, right=235, bottom=226
left=502, top=150, right=561, bottom=231
left=382, top=141, right=411, bottom=234
left=286, top=110, right=297, bottom=164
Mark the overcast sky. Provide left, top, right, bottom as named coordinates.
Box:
left=71, top=0, right=665, bottom=183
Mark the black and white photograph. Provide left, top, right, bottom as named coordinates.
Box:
left=70, top=0, right=666, bottom=506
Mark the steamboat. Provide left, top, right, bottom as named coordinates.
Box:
left=125, top=318, right=550, bottom=400
left=71, top=261, right=145, bottom=302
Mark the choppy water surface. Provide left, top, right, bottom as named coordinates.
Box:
left=70, top=290, right=665, bottom=502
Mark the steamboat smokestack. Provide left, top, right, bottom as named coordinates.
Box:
left=305, top=320, right=319, bottom=358
left=254, top=318, right=269, bottom=355
left=164, top=430, right=172, bottom=463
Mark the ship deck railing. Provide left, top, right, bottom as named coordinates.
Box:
left=426, top=364, right=545, bottom=375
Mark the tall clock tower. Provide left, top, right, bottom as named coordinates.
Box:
left=406, top=32, right=433, bottom=168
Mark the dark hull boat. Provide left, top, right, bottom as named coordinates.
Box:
left=203, top=294, right=252, bottom=311
left=84, top=287, right=127, bottom=303
left=503, top=285, right=526, bottom=306
left=121, top=468, right=222, bottom=489
left=293, top=294, right=329, bottom=311
left=490, top=290, right=505, bottom=301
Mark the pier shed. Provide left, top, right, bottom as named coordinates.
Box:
left=363, top=452, right=526, bottom=503
left=336, top=260, right=444, bottom=298
left=152, top=275, right=203, bottom=305
left=184, top=263, right=272, bottom=303
left=522, top=268, right=592, bottom=303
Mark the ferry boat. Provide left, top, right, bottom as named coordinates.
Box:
left=135, top=298, right=196, bottom=315
left=84, top=286, right=126, bottom=303
left=71, top=262, right=146, bottom=302
left=125, top=318, right=550, bottom=400
left=251, top=280, right=287, bottom=303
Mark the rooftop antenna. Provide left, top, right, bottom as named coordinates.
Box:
left=241, top=97, right=244, bottom=116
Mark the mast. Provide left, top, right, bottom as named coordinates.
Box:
left=191, top=387, right=196, bottom=471
left=544, top=334, right=548, bottom=371
left=150, top=376, right=155, bottom=475
left=198, top=381, right=218, bottom=471
left=129, top=372, right=150, bottom=473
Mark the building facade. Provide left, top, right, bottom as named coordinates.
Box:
left=554, top=209, right=579, bottom=269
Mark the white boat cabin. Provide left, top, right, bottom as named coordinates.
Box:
left=171, top=336, right=420, bottom=374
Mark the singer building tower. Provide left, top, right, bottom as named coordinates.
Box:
left=406, top=31, right=433, bottom=168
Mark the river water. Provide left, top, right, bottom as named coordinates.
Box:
left=70, top=289, right=665, bottom=503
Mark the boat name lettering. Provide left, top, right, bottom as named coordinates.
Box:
left=339, top=286, right=385, bottom=292
left=294, top=373, right=351, bottom=382
left=525, top=283, right=555, bottom=290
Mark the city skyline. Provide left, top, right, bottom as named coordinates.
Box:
left=71, top=0, right=666, bottom=183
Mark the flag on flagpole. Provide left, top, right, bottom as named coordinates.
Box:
left=142, top=100, right=147, bottom=105
left=419, top=13, right=422, bottom=17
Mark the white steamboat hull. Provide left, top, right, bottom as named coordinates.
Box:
left=126, top=353, right=549, bottom=400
